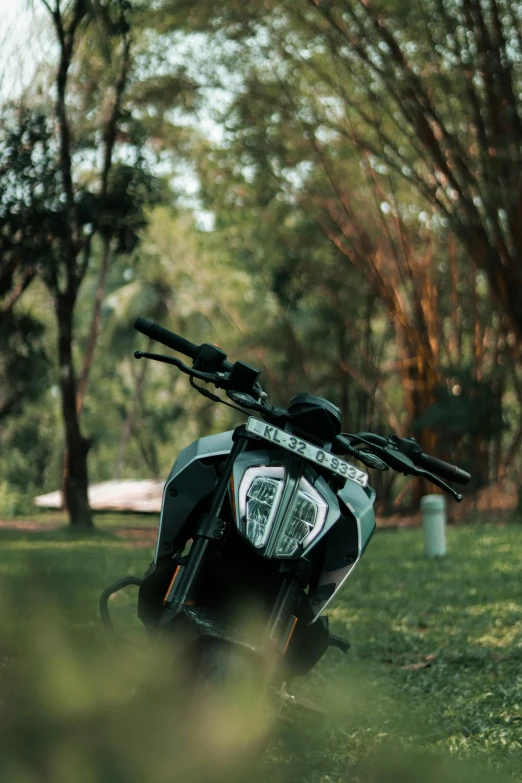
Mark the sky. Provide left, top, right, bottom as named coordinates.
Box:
left=0, top=0, right=215, bottom=227
left=0, top=0, right=52, bottom=100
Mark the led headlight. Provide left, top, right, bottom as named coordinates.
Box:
left=237, top=467, right=285, bottom=548
left=236, top=467, right=328, bottom=557
left=275, top=489, right=318, bottom=557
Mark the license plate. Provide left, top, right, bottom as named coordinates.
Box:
left=245, top=417, right=368, bottom=487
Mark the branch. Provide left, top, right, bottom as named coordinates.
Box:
left=0, top=267, right=35, bottom=317
left=77, top=15, right=133, bottom=414
left=364, top=4, right=478, bottom=195
left=335, top=361, right=404, bottom=435
left=39, top=0, right=53, bottom=15
left=77, top=231, right=94, bottom=281
left=307, top=0, right=483, bottom=231
left=76, top=235, right=112, bottom=415
left=47, top=0, right=86, bottom=288
left=100, top=30, right=131, bottom=199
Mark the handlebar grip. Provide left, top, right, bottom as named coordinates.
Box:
left=134, top=317, right=200, bottom=359
left=417, top=453, right=471, bottom=486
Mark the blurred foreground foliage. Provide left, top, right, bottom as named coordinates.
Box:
left=0, top=519, right=519, bottom=781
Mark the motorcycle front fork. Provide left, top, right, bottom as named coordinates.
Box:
left=160, top=425, right=249, bottom=624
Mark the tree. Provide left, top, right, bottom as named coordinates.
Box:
left=33, top=0, right=134, bottom=527
left=0, top=108, right=58, bottom=325
left=144, top=6, right=519, bottom=502
left=0, top=0, right=158, bottom=526
left=280, top=0, right=522, bottom=342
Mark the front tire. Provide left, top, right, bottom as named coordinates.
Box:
left=185, top=638, right=274, bottom=760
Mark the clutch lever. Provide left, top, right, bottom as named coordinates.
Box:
left=134, top=351, right=230, bottom=387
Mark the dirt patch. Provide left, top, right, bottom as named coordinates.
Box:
left=0, top=519, right=157, bottom=547
left=377, top=513, right=421, bottom=529
left=0, top=519, right=61, bottom=532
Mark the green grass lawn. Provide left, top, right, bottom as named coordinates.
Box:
left=0, top=518, right=520, bottom=782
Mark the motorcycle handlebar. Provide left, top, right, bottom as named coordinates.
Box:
left=416, top=453, right=471, bottom=486
left=134, top=317, right=200, bottom=360
left=132, top=326, right=472, bottom=490
left=350, top=432, right=470, bottom=485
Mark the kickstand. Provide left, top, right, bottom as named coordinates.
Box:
left=277, top=682, right=328, bottom=719
left=328, top=633, right=351, bottom=654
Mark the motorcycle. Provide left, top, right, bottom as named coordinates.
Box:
left=100, top=316, right=470, bottom=735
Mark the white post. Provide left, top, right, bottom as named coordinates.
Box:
left=420, top=494, right=446, bottom=557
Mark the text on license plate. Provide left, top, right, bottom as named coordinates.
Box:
left=246, top=418, right=368, bottom=487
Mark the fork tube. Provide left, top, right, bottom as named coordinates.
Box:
left=262, top=575, right=301, bottom=689
left=267, top=576, right=301, bottom=645
left=161, top=425, right=248, bottom=620
left=208, top=426, right=248, bottom=518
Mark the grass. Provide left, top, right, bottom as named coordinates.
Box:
left=0, top=517, right=520, bottom=782
left=0, top=509, right=160, bottom=529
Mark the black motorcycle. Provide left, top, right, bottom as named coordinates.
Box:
left=100, top=317, right=470, bottom=729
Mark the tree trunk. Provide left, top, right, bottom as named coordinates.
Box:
left=131, top=419, right=161, bottom=479
left=397, top=330, right=440, bottom=506
left=57, top=294, right=93, bottom=529
left=76, top=236, right=112, bottom=416
left=113, top=347, right=150, bottom=480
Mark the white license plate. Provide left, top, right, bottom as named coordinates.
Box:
left=245, top=417, right=368, bottom=487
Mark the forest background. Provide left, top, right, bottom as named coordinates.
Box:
left=1, top=0, right=522, bottom=528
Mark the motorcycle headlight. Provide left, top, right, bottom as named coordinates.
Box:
left=236, top=467, right=328, bottom=557
left=237, top=467, right=285, bottom=548
left=275, top=487, right=324, bottom=557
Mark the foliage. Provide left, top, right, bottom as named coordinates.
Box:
left=99, top=161, right=164, bottom=254
left=0, top=106, right=63, bottom=317
left=170, top=0, right=522, bottom=341
left=143, top=0, right=522, bottom=496
left=0, top=0, right=165, bottom=527
left=0, top=482, right=33, bottom=517
left=0, top=312, right=50, bottom=422
left=415, top=367, right=507, bottom=487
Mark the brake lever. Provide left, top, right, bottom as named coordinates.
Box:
left=344, top=432, right=464, bottom=500
left=382, top=447, right=463, bottom=500
left=134, top=351, right=230, bottom=387
left=135, top=350, right=198, bottom=372
left=414, top=468, right=463, bottom=502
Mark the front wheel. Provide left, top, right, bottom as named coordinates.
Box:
left=184, top=638, right=275, bottom=761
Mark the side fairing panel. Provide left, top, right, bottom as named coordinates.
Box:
left=165, top=430, right=235, bottom=481
left=308, top=480, right=377, bottom=620
left=338, top=481, right=377, bottom=556
left=154, top=430, right=234, bottom=561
